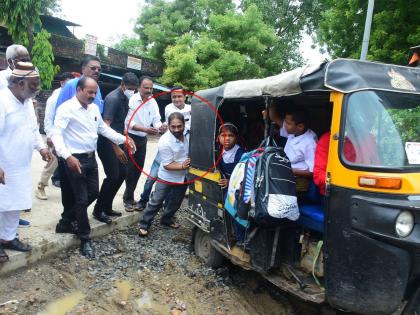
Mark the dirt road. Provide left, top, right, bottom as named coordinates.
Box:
left=0, top=208, right=297, bottom=315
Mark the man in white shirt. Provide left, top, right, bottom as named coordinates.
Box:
left=123, top=76, right=166, bottom=210
left=138, top=112, right=190, bottom=236
left=0, top=45, right=31, bottom=90
left=35, top=72, right=74, bottom=200
left=136, top=85, right=191, bottom=210
left=164, top=86, right=191, bottom=130
left=52, top=77, right=136, bottom=258
left=0, top=62, right=51, bottom=262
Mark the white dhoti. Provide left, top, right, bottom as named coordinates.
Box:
left=0, top=210, right=20, bottom=241
left=0, top=88, right=46, bottom=241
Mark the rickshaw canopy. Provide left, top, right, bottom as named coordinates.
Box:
left=190, top=59, right=420, bottom=171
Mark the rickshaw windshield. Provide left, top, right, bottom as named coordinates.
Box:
left=342, top=90, right=420, bottom=170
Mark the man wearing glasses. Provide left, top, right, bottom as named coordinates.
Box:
left=54, top=55, right=104, bottom=113
left=53, top=55, right=106, bottom=235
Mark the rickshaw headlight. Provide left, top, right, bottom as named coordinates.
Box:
left=395, top=211, right=414, bottom=238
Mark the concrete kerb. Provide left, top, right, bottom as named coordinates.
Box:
left=0, top=134, right=159, bottom=277
left=0, top=212, right=141, bottom=276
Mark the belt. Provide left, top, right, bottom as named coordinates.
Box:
left=128, top=132, right=147, bottom=139
left=73, top=152, right=95, bottom=158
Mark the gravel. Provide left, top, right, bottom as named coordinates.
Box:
left=0, top=206, right=297, bottom=315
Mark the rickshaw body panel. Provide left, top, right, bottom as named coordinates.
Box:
left=324, top=186, right=414, bottom=314
left=324, top=91, right=420, bottom=314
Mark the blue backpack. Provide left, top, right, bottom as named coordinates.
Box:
left=224, top=144, right=300, bottom=227
left=224, top=149, right=262, bottom=228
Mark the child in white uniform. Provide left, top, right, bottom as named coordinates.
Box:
left=283, top=110, right=317, bottom=195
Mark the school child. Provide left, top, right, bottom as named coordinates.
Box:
left=217, top=123, right=245, bottom=189
left=264, top=102, right=289, bottom=147
left=283, top=110, right=317, bottom=196
left=218, top=123, right=247, bottom=243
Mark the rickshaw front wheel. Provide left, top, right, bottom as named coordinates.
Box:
left=193, top=228, right=224, bottom=268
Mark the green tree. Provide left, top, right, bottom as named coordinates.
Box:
left=31, top=29, right=60, bottom=89
left=241, top=0, right=323, bottom=69
left=315, top=0, right=420, bottom=64
left=0, top=0, right=60, bottom=47
left=132, top=0, right=234, bottom=61
left=0, top=0, right=61, bottom=89
left=113, top=36, right=147, bottom=56
left=0, top=0, right=42, bottom=47
left=162, top=5, right=277, bottom=90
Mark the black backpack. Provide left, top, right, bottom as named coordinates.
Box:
left=250, top=146, right=300, bottom=226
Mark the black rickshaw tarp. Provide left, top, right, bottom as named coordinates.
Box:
left=190, top=86, right=225, bottom=171
left=190, top=59, right=420, bottom=171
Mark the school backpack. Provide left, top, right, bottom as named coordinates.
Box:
left=225, top=144, right=299, bottom=227
left=251, top=146, right=300, bottom=225
left=225, top=152, right=252, bottom=228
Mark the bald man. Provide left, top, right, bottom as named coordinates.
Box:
left=52, top=77, right=136, bottom=258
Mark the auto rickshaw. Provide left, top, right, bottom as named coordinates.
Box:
left=186, top=59, right=420, bottom=314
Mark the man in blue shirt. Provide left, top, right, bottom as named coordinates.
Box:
left=54, top=55, right=107, bottom=234
left=55, top=55, right=104, bottom=112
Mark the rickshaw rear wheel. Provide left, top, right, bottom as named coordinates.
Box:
left=193, top=228, right=224, bottom=268
left=403, top=286, right=420, bottom=314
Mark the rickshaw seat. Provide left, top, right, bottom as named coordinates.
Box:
left=298, top=204, right=324, bottom=233
left=298, top=182, right=324, bottom=233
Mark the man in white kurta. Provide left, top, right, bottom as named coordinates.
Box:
left=0, top=62, right=50, bottom=262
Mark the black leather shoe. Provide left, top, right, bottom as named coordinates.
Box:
left=2, top=238, right=32, bottom=252
left=105, top=210, right=122, bottom=217
left=55, top=222, right=78, bottom=234
left=93, top=212, right=112, bottom=224
left=80, top=240, right=95, bottom=258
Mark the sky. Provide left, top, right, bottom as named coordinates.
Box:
left=59, top=0, right=328, bottom=64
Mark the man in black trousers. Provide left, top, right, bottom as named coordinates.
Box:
left=123, top=76, right=167, bottom=210
left=93, top=72, right=139, bottom=219
left=52, top=77, right=136, bottom=257
left=54, top=55, right=104, bottom=233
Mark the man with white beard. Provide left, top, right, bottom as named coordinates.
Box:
left=0, top=62, right=51, bottom=263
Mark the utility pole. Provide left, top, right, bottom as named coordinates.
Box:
left=360, top=0, right=375, bottom=60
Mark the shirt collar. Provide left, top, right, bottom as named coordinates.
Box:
left=171, top=102, right=186, bottom=110
left=73, top=95, right=92, bottom=110
left=292, top=129, right=309, bottom=139
left=223, top=144, right=239, bottom=154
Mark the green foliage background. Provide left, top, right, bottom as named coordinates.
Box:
left=0, top=0, right=60, bottom=90
left=31, top=29, right=60, bottom=89
left=115, top=0, right=321, bottom=90
left=315, top=0, right=420, bottom=64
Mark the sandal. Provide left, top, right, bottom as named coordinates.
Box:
left=161, top=222, right=180, bottom=229
left=138, top=228, right=148, bottom=237
left=2, top=238, right=32, bottom=252
left=0, top=245, right=9, bottom=263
